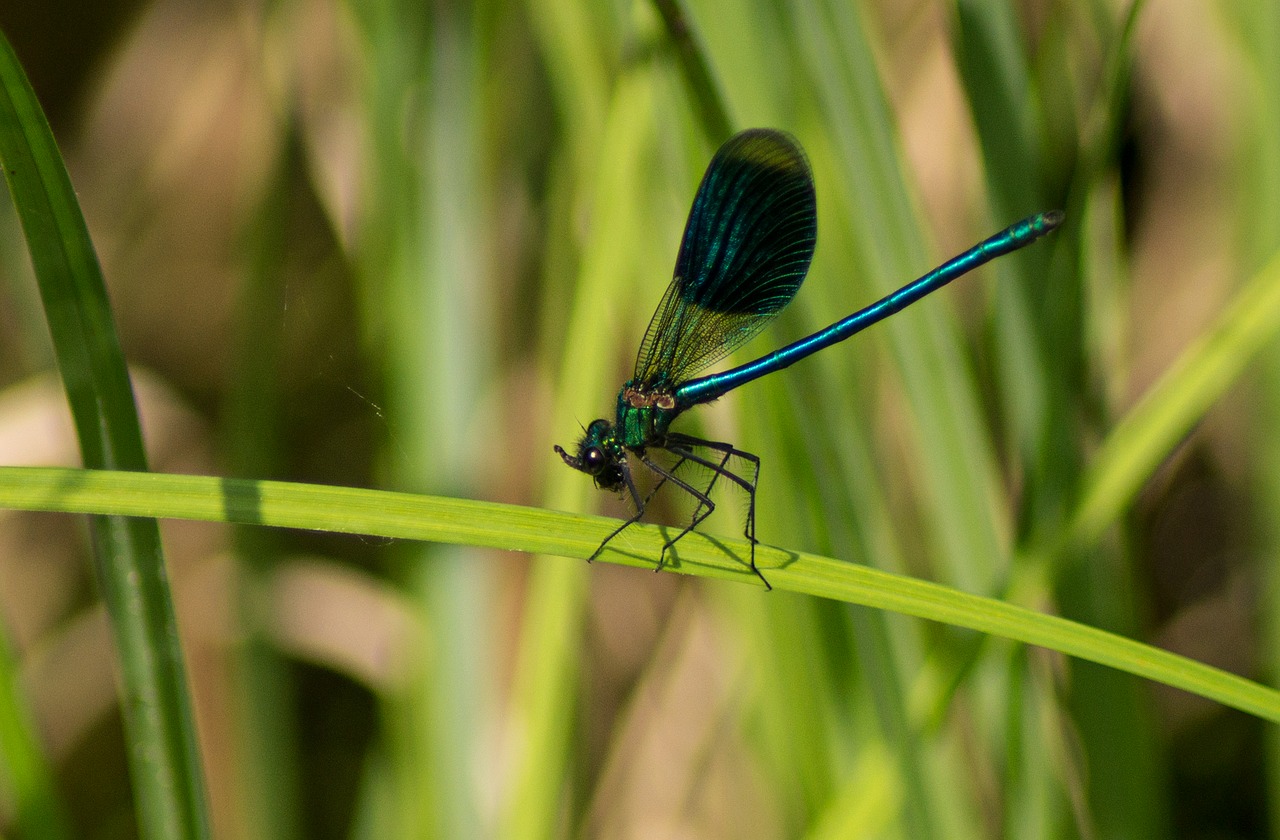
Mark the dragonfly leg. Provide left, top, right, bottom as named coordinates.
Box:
left=636, top=451, right=719, bottom=575
left=587, top=459, right=646, bottom=563
left=656, top=446, right=729, bottom=534
left=650, top=440, right=768, bottom=591
left=587, top=454, right=687, bottom=563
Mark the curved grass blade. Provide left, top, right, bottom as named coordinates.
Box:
left=0, top=32, right=210, bottom=840
left=0, top=466, right=1278, bottom=725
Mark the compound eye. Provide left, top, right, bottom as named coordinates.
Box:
left=583, top=447, right=607, bottom=474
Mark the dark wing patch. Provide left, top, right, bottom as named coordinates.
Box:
left=633, top=129, right=817, bottom=387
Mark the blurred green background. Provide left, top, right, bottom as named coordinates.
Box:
left=1, top=0, right=1279, bottom=837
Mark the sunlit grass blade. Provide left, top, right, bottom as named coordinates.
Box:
left=1059, top=246, right=1280, bottom=555
left=2, top=465, right=1278, bottom=724
left=0, top=31, right=209, bottom=840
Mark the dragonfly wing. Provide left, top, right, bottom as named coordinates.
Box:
left=634, top=129, right=817, bottom=388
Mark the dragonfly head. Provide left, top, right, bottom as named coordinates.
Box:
left=555, top=418, right=626, bottom=492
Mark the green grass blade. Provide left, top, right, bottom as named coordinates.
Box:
left=1061, top=246, right=1280, bottom=555
left=346, top=0, right=498, bottom=834
left=651, top=0, right=732, bottom=142
left=791, top=0, right=1008, bottom=595
left=501, top=72, right=657, bottom=840
left=0, top=624, right=72, bottom=840
left=0, top=31, right=209, bottom=840
left=222, top=130, right=304, bottom=840
left=954, top=5, right=1167, bottom=837
left=1227, top=0, right=1280, bottom=826
left=1, top=465, right=1278, bottom=724
left=782, top=2, right=1016, bottom=833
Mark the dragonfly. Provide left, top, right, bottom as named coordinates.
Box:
left=555, top=128, right=1062, bottom=589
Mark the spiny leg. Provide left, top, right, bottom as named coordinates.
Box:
left=672, top=443, right=734, bottom=525
left=667, top=434, right=760, bottom=544
left=665, top=434, right=766, bottom=589
left=645, top=443, right=769, bottom=590
left=586, top=454, right=687, bottom=563
left=636, top=451, right=720, bottom=574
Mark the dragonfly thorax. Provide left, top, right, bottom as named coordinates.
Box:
left=616, top=380, right=681, bottom=449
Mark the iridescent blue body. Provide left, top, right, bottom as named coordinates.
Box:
left=555, top=128, right=1062, bottom=588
